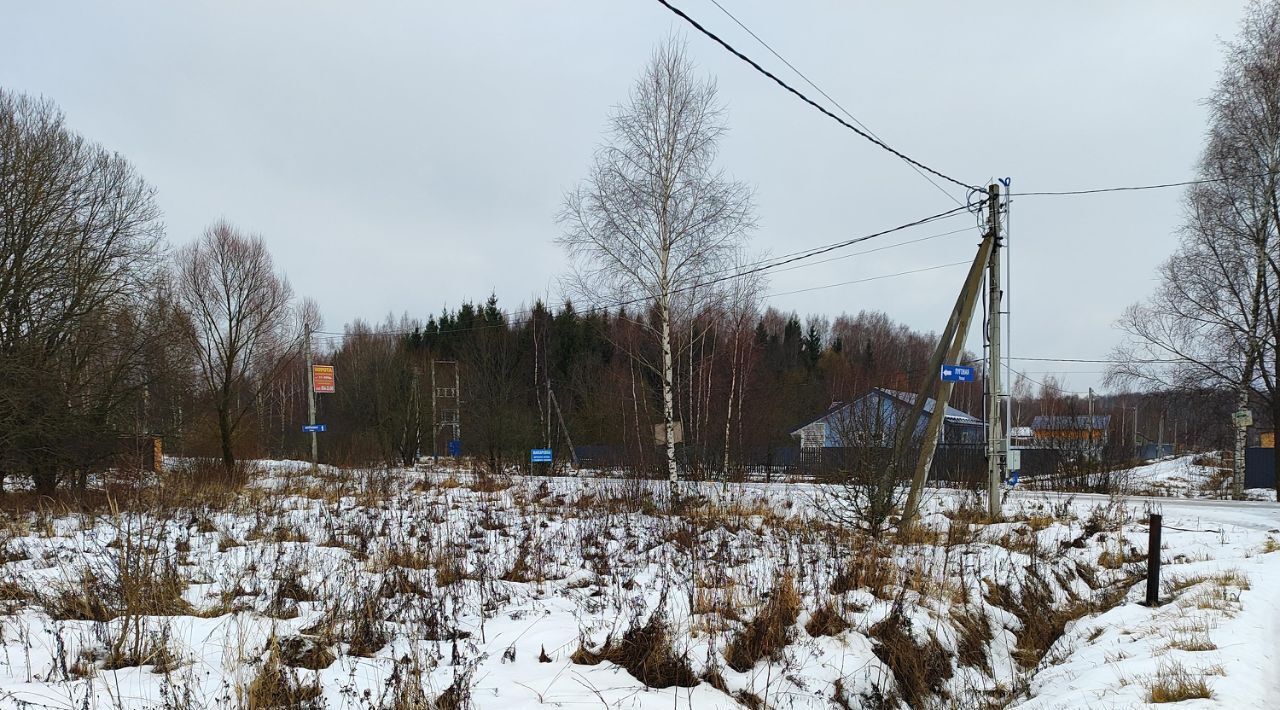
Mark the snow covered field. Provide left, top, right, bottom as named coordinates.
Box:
left=0, top=459, right=1276, bottom=709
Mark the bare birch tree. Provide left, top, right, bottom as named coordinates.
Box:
left=0, top=89, right=165, bottom=494
left=558, top=37, right=755, bottom=493
left=176, top=221, right=299, bottom=475
left=1109, top=0, right=1280, bottom=498
left=720, top=256, right=766, bottom=475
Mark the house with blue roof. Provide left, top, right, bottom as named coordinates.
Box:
left=790, top=387, right=983, bottom=451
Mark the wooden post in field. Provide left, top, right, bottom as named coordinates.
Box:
left=1145, top=513, right=1162, bottom=606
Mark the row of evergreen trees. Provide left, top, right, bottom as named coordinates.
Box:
left=229, top=295, right=981, bottom=473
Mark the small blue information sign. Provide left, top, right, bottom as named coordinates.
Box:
left=940, top=364, right=975, bottom=382
left=530, top=448, right=553, bottom=463
left=303, top=424, right=326, bottom=433
left=447, top=439, right=461, bottom=457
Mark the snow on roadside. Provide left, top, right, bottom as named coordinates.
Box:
left=1009, top=495, right=1280, bottom=709
left=1107, top=453, right=1274, bottom=501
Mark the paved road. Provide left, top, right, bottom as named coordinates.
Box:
left=1007, top=488, right=1279, bottom=510
left=1006, top=488, right=1280, bottom=530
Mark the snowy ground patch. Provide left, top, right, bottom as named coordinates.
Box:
left=0, top=463, right=1275, bottom=709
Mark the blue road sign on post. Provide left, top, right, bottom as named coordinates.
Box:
left=531, top=448, right=552, bottom=463
left=940, top=364, right=975, bottom=382
left=447, top=439, right=461, bottom=457
left=302, top=424, right=326, bottom=433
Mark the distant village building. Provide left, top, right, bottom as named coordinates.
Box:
left=115, top=434, right=164, bottom=473
left=1009, top=426, right=1035, bottom=447
left=1028, top=415, right=1110, bottom=453
left=790, top=387, right=983, bottom=451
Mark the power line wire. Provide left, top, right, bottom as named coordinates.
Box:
left=312, top=256, right=958, bottom=345
left=1015, top=169, right=1280, bottom=197
left=699, top=204, right=969, bottom=281
left=1008, top=356, right=1224, bottom=364
left=766, top=225, right=975, bottom=276
left=703, top=0, right=963, bottom=207
left=314, top=205, right=974, bottom=341
left=766, top=260, right=968, bottom=298
left=653, top=0, right=980, bottom=194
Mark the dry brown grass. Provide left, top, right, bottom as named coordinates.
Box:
left=951, top=606, right=993, bottom=673
left=1146, top=661, right=1212, bottom=703
left=1164, top=632, right=1217, bottom=652
left=374, top=543, right=434, bottom=572
left=1098, top=544, right=1143, bottom=570
left=274, top=635, right=337, bottom=671
left=692, top=581, right=742, bottom=622
left=805, top=599, right=851, bottom=638
left=894, top=522, right=942, bottom=546
left=984, top=576, right=1090, bottom=670
left=243, top=651, right=324, bottom=709
left=572, top=611, right=699, bottom=689
left=724, top=574, right=801, bottom=671
left=434, top=556, right=467, bottom=587
left=867, top=600, right=953, bottom=707
left=44, top=537, right=192, bottom=623
left=831, top=545, right=897, bottom=599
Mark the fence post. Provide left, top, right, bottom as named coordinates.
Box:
left=1145, top=513, right=1162, bottom=606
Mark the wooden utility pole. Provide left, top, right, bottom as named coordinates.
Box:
left=549, top=383, right=580, bottom=468
left=986, top=183, right=1006, bottom=519
left=304, top=324, right=318, bottom=474
left=901, top=185, right=1000, bottom=523
left=1088, top=388, right=1095, bottom=452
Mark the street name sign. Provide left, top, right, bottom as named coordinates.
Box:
left=940, top=364, right=975, bottom=382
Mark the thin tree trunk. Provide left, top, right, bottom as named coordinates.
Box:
left=723, top=329, right=738, bottom=475
left=1234, top=383, right=1249, bottom=500
left=218, top=403, right=236, bottom=474
left=661, top=302, right=679, bottom=494
left=629, top=351, right=644, bottom=468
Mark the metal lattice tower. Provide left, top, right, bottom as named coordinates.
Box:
left=431, top=360, right=461, bottom=460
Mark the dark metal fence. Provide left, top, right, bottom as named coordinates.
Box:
left=1245, top=447, right=1275, bottom=489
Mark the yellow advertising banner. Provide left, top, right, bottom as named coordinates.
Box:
left=312, top=364, right=335, bottom=394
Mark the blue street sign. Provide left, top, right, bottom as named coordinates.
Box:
left=940, top=364, right=975, bottom=382
left=447, top=439, right=461, bottom=457
left=531, top=448, right=553, bottom=463
left=303, top=424, right=326, bottom=433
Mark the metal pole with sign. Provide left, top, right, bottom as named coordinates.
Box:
left=305, top=325, right=317, bottom=473
left=531, top=448, right=552, bottom=473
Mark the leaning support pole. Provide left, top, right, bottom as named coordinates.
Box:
left=901, top=189, right=999, bottom=524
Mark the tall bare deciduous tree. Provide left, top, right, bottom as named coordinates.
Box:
left=1109, top=1, right=1280, bottom=499
left=719, top=257, right=766, bottom=475
left=0, top=89, right=165, bottom=494
left=176, top=222, right=299, bottom=474
left=558, top=38, right=755, bottom=492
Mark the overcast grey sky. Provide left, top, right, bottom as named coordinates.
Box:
left=0, top=1, right=1250, bottom=393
